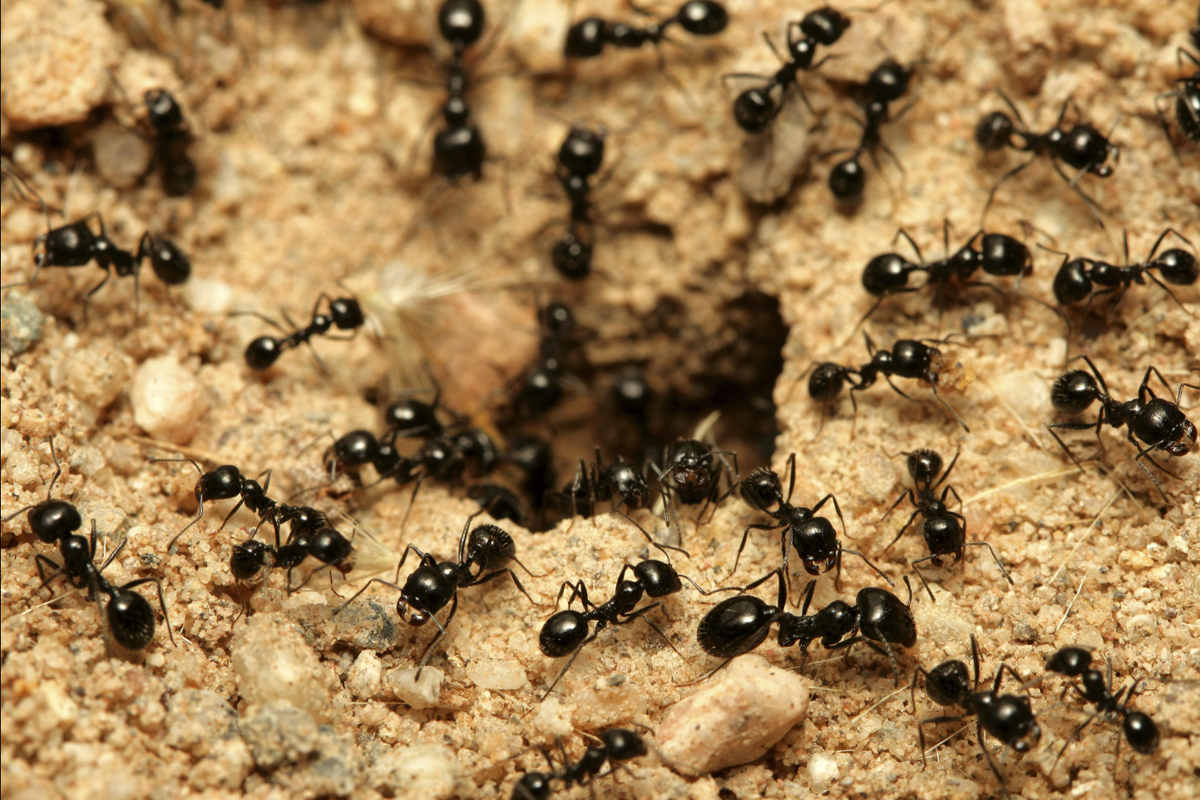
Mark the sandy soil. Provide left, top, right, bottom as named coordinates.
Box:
left=1, top=0, right=1198, bottom=799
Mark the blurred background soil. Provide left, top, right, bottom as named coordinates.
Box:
left=1, top=0, right=1198, bottom=799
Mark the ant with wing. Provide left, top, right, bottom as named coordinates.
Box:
left=1047, top=357, right=1197, bottom=504
left=877, top=448, right=1013, bottom=599
left=332, top=510, right=542, bottom=677
left=724, top=452, right=892, bottom=590
left=911, top=635, right=1042, bottom=800
left=976, top=92, right=1121, bottom=228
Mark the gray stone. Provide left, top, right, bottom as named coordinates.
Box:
left=1, top=294, right=46, bottom=355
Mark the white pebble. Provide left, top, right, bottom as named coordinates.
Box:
left=346, top=651, right=383, bottom=700
left=370, top=744, right=459, bottom=799
left=387, top=666, right=444, bottom=710
left=808, top=751, right=839, bottom=792
left=231, top=614, right=332, bottom=722
left=466, top=658, right=528, bottom=691
left=656, top=655, right=810, bottom=773
left=130, top=357, right=209, bottom=445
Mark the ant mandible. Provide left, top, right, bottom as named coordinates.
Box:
left=242, top=293, right=366, bottom=372
left=877, top=448, right=1014, bottom=598
left=696, top=568, right=916, bottom=685
left=1048, top=228, right=1197, bottom=317
left=911, top=635, right=1042, bottom=800
left=539, top=558, right=736, bottom=699
left=858, top=220, right=1032, bottom=328
left=1044, top=647, right=1160, bottom=778
left=333, top=510, right=541, bottom=677
left=723, top=6, right=852, bottom=133
left=976, top=92, right=1121, bottom=227
left=510, top=728, right=648, bottom=800
left=1047, top=357, right=1198, bottom=503
left=725, top=452, right=892, bottom=589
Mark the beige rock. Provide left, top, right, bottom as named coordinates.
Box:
left=369, top=744, right=459, bottom=799
left=656, top=655, right=810, bottom=773
left=1002, top=0, right=1055, bottom=93
left=50, top=344, right=131, bottom=414
left=91, top=122, right=152, bottom=190
left=129, top=356, right=209, bottom=445
left=350, top=0, right=435, bottom=47
left=386, top=666, right=444, bottom=709
left=231, top=614, right=333, bottom=723
left=0, top=0, right=120, bottom=129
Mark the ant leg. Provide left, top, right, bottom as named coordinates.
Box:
left=981, top=156, right=1036, bottom=226
left=616, top=508, right=689, bottom=563
left=1050, top=158, right=1109, bottom=229
left=917, top=713, right=968, bottom=769
left=976, top=723, right=1013, bottom=800
left=962, top=542, right=1015, bottom=585
left=839, top=548, right=894, bottom=587
left=540, top=629, right=602, bottom=700
left=733, top=522, right=786, bottom=574
left=617, top=601, right=683, bottom=658
left=675, top=573, right=743, bottom=596
left=809, top=493, right=846, bottom=540
left=878, top=489, right=916, bottom=524
left=1050, top=708, right=1103, bottom=778
left=882, top=508, right=921, bottom=551
left=414, top=593, right=457, bottom=680
left=909, top=562, right=936, bottom=601
left=34, top=553, right=66, bottom=592
left=930, top=384, right=971, bottom=433
left=469, top=567, right=546, bottom=607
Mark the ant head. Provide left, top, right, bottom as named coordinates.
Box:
left=1045, top=646, right=1093, bottom=677
left=28, top=499, right=83, bottom=544
left=866, top=59, right=913, bottom=104
left=231, top=539, right=271, bottom=581
left=437, top=0, right=485, bottom=49
left=633, top=560, right=682, bottom=598
left=200, top=464, right=243, bottom=501
left=539, top=609, right=588, bottom=657
left=602, top=728, right=647, bottom=761
left=145, top=236, right=191, bottom=286
left=801, top=6, right=851, bottom=46
left=791, top=518, right=838, bottom=575
left=558, top=126, right=605, bottom=177
left=1165, top=416, right=1197, bottom=456
left=552, top=233, right=593, bottom=280
left=697, top=594, right=776, bottom=658
left=925, top=659, right=972, bottom=706
left=829, top=157, right=866, bottom=202
left=329, top=297, right=364, bottom=329
left=385, top=397, right=441, bottom=439
left=922, top=516, right=964, bottom=561
left=1156, top=248, right=1199, bottom=286
left=1051, top=369, right=1100, bottom=413
left=433, top=123, right=485, bottom=180
left=740, top=467, right=783, bottom=511
left=331, top=430, right=380, bottom=468
left=612, top=368, right=652, bottom=419
left=245, top=336, right=282, bottom=370
left=733, top=87, right=777, bottom=133
left=565, top=18, right=607, bottom=59
left=540, top=301, right=576, bottom=336
left=678, top=1, right=729, bottom=36
left=905, top=449, right=943, bottom=487
left=144, top=88, right=184, bottom=133
left=862, top=252, right=913, bottom=297
left=1051, top=257, right=1093, bottom=305
left=975, top=110, right=1015, bottom=151
left=891, top=339, right=934, bottom=372
left=808, top=363, right=851, bottom=402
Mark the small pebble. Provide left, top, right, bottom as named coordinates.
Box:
left=1, top=294, right=46, bottom=355
left=51, top=345, right=131, bottom=412
left=345, top=651, right=383, bottom=700
left=466, top=657, right=528, bottom=691
left=231, top=613, right=333, bottom=722
left=370, top=744, right=459, bottom=800
left=240, top=701, right=320, bottom=769
left=92, top=120, right=152, bottom=188
left=656, top=655, right=810, bottom=773
left=130, top=356, right=209, bottom=445
left=387, top=666, right=444, bottom=710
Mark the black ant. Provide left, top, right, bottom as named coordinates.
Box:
left=511, top=728, right=648, bottom=800
left=333, top=511, right=541, bottom=677
left=654, top=437, right=738, bottom=521
left=835, top=333, right=971, bottom=432
left=467, top=483, right=526, bottom=524
left=826, top=57, right=916, bottom=203
left=242, top=293, right=365, bottom=372
left=550, top=125, right=605, bottom=281
left=1154, top=16, right=1199, bottom=149
left=695, top=568, right=916, bottom=685
left=794, top=361, right=862, bottom=438
left=1047, top=357, right=1197, bottom=503
left=911, top=635, right=1042, bottom=800
left=858, top=221, right=1033, bottom=327
left=877, top=448, right=1013, bottom=599
left=976, top=93, right=1121, bottom=227
left=1048, top=228, right=1197, bottom=317
left=144, top=88, right=197, bottom=197
left=565, top=1, right=729, bottom=63
left=2, top=439, right=83, bottom=546
left=509, top=301, right=586, bottom=419
left=726, top=453, right=891, bottom=589
left=610, top=366, right=653, bottom=431
left=539, top=558, right=734, bottom=699
left=432, top=0, right=489, bottom=181
left=1044, top=647, right=1160, bottom=776
left=722, top=6, right=852, bottom=133
left=506, top=435, right=556, bottom=512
